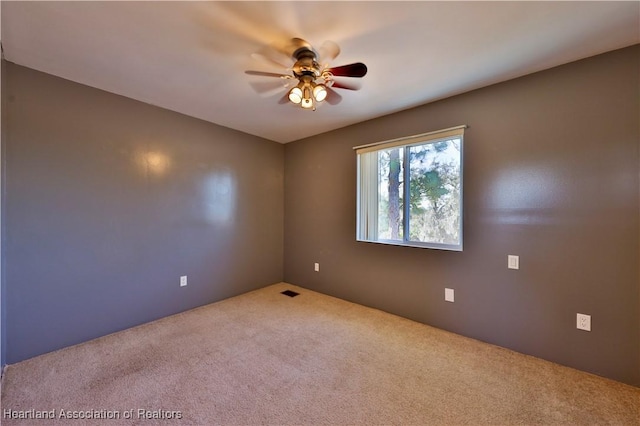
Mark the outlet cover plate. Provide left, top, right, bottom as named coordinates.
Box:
left=180, top=276, right=187, bottom=287
left=576, top=313, right=591, bottom=331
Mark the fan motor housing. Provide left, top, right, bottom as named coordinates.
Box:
left=292, top=50, right=321, bottom=78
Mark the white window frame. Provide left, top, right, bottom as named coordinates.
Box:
left=355, top=125, right=466, bottom=251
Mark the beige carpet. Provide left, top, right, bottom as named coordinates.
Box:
left=1, top=283, right=639, bottom=425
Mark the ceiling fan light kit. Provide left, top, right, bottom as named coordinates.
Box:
left=288, top=74, right=325, bottom=109
left=247, top=38, right=368, bottom=111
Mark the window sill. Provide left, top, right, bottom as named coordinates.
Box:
left=356, top=238, right=462, bottom=252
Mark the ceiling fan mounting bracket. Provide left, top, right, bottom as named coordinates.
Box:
left=289, top=37, right=315, bottom=59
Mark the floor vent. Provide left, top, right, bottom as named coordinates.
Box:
left=281, top=290, right=300, bottom=298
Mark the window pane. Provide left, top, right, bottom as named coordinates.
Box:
left=377, top=147, right=404, bottom=240
left=408, top=138, right=461, bottom=245
left=356, top=126, right=464, bottom=251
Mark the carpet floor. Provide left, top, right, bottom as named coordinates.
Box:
left=2, top=282, right=639, bottom=425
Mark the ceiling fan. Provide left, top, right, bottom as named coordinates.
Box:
left=245, top=38, right=368, bottom=111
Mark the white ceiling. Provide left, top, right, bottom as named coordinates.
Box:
left=2, top=1, right=638, bottom=143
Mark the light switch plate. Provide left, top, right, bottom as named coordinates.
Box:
left=445, top=288, right=455, bottom=303
left=508, top=255, right=519, bottom=270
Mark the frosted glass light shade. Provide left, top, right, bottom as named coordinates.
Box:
left=313, top=84, right=327, bottom=102
left=288, top=87, right=302, bottom=104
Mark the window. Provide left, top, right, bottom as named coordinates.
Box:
left=356, top=126, right=465, bottom=251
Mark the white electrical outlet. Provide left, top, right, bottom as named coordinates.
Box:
left=576, top=313, right=591, bottom=331
left=508, top=255, right=519, bottom=270
left=314, top=263, right=320, bottom=272
left=180, top=275, right=187, bottom=287
left=445, top=288, right=455, bottom=303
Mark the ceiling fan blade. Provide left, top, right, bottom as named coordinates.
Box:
left=245, top=70, right=293, bottom=79
left=251, top=53, right=291, bottom=70
left=249, top=80, right=291, bottom=97
left=318, top=40, right=341, bottom=63
left=331, top=80, right=362, bottom=91
left=325, top=87, right=342, bottom=105
left=250, top=43, right=293, bottom=70
left=327, top=62, right=368, bottom=78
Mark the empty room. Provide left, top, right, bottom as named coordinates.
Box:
left=1, top=1, right=639, bottom=425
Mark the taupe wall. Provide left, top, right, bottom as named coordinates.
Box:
left=284, top=46, right=640, bottom=386
left=0, top=5, right=4, bottom=367
left=3, top=63, right=284, bottom=364
left=2, top=46, right=638, bottom=386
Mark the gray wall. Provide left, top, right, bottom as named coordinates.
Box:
left=0, top=15, right=4, bottom=368
left=2, top=46, right=639, bottom=387
left=284, top=45, right=640, bottom=386
left=3, top=63, right=284, bottom=364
